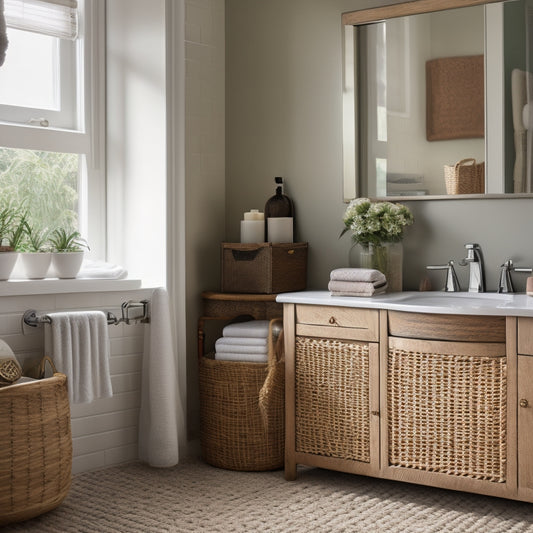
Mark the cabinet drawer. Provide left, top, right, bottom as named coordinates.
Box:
left=388, top=311, right=505, bottom=343
left=518, top=317, right=533, bottom=355
left=295, top=305, right=379, bottom=342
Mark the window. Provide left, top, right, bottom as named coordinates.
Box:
left=0, top=0, right=105, bottom=257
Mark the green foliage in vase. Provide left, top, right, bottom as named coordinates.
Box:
left=49, top=228, right=89, bottom=252
left=341, top=197, right=414, bottom=247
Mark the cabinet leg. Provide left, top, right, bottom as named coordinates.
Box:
left=285, top=458, right=297, bottom=481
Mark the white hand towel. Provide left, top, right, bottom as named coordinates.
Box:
left=138, top=287, right=179, bottom=468
left=328, top=280, right=387, bottom=297
left=215, top=341, right=268, bottom=355
left=215, top=336, right=268, bottom=347
left=223, top=320, right=270, bottom=338
left=44, top=311, right=112, bottom=404
left=214, top=352, right=268, bottom=363
left=330, top=268, right=386, bottom=284
left=77, top=259, right=128, bottom=279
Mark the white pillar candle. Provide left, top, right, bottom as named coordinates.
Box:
left=267, top=217, right=293, bottom=243
left=240, top=220, right=265, bottom=243
left=243, top=209, right=264, bottom=221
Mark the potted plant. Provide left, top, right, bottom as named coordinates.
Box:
left=49, top=228, right=89, bottom=278
left=0, top=205, right=21, bottom=280
left=18, top=225, right=52, bottom=279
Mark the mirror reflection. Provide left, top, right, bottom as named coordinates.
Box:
left=342, top=0, right=533, bottom=200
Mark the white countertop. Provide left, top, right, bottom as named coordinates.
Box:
left=276, top=290, right=533, bottom=317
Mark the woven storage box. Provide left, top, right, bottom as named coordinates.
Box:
left=444, top=158, right=485, bottom=194
left=0, top=373, right=72, bottom=526
left=221, top=242, right=307, bottom=294
left=295, top=337, right=371, bottom=462
left=388, top=347, right=507, bottom=482
left=199, top=319, right=284, bottom=471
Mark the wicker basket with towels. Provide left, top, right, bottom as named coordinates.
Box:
left=444, top=158, right=485, bottom=195
left=198, top=317, right=284, bottom=471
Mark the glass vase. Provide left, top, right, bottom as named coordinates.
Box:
left=349, top=241, right=403, bottom=292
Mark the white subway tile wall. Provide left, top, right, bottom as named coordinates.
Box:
left=2, top=289, right=152, bottom=474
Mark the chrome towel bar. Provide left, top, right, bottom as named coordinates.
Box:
left=23, top=300, right=150, bottom=328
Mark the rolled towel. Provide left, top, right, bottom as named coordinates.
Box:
left=330, top=268, right=386, bottom=284
left=328, top=279, right=387, bottom=297
left=215, top=341, right=268, bottom=355
left=215, top=336, right=268, bottom=347
left=214, top=352, right=268, bottom=363
left=223, top=320, right=270, bottom=338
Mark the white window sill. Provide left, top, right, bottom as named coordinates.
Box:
left=0, top=278, right=146, bottom=297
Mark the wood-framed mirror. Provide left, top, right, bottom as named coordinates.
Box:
left=342, top=0, right=533, bottom=201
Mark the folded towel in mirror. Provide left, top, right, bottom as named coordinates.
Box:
left=330, top=268, right=386, bottom=284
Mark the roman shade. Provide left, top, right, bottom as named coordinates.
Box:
left=5, top=0, right=78, bottom=40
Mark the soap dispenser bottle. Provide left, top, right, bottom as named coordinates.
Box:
left=264, top=177, right=293, bottom=218
left=264, top=177, right=294, bottom=243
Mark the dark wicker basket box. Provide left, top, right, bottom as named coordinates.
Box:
left=221, top=242, right=307, bottom=294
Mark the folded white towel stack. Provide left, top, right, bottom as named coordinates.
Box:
left=215, top=320, right=272, bottom=363
left=329, top=268, right=387, bottom=297
left=44, top=311, right=113, bottom=404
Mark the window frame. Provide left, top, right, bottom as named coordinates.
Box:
left=0, top=0, right=106, bottom=259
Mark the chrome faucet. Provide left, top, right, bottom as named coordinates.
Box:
left=460, top=243, right=485, bottom=293
left=498, top=259, right=532, bottom=293
left=426, top=260, right=461, bottom=292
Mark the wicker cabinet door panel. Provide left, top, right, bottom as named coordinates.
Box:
left=387, top=340, right=507, bottom=483
left=295, top=336, right=371, bottom=463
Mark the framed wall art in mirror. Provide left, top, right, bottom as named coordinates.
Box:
left=342, top=0, right=533, bottom=201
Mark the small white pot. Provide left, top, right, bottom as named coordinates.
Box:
left=52, top=251, right=84, bottom=279
left=19, top=252, right=52, bottom=279
left=0, top=252, right=19, bottom=280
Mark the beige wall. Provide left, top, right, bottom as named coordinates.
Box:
left=225, top=0, right=533, bottom=294
left=185, top=0, right=225, bottom=439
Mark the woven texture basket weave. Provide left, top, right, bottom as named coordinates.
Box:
left=295, top=337, right=370, bottom=463
left=388, top=348, right=507, bottom=482
left=199, top=319, right=284, bottom=471
left=444, top=158, right=485, bottom=194
left=0, top=373, right=72, bottom=526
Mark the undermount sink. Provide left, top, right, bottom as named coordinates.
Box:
left=384, top=291, right=514, bottom=309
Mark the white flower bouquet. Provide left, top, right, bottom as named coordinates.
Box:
left=340, top=197, right=414, bottom=246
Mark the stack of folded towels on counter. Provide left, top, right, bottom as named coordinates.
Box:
left=328, top=268, right=387, bottom=297
left=214, top=320, right=271, bottom=363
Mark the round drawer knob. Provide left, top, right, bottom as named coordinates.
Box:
left=520, top=399, right=529, bottom=408
left=329, top=316, right=337, bottom=325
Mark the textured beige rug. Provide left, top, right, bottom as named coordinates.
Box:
left=3, top=458, right=533, bottom=532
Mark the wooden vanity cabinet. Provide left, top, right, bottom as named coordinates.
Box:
left=283, top=303, right=526, bottom=502
left=283, top=303, right=381, bottom=480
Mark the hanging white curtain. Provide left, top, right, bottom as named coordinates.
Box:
left=4, top=0, right=78, bottom=40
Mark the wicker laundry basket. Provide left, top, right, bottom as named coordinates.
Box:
left=444, top=158, right=485, bottom=194
left=0, top=373, right=72, bottom=526
left=199, top=318, right=284, bottom=471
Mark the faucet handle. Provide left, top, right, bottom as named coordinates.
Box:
left=427, top=260, right=461, bottom=292
left=497, top=260, right=532, bottom=293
